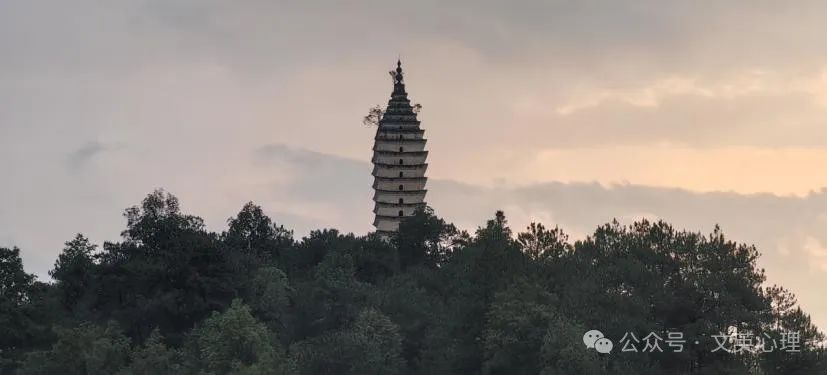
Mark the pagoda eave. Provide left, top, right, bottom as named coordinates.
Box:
left=373, top=176, right=427, bottom=183
left=372, top=150, right=428, bottom=157
left=376, top=128, right=424, bottom=134
left=373, top=214, right=407, bottom=221
left=373, top=137, right=426, bottom=144
left=373, top=188, right=428, bottom=195
left=373, top=201, right=426, bottom=208
left=379, top=121, right=421, bottom=126
left=372, top=163, right=428, bottom=169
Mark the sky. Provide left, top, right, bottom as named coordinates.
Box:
left=2, top=0, right=827, bottom=329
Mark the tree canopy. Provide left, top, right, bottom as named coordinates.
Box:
left=1, top=189, right=824, bottom=374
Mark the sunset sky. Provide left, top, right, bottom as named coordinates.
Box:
left=3, top=1, right=827, bottom=329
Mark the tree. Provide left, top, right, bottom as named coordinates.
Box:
left=370, top=272, right=451, bottom=371
left=0, top=246, right=34, bottom=307
left=363, top=103, right=421, bottom=126
left=92, top=190, right=236, bottom=343
left=395, top=206, right=461, bottom=269
left=431, top=211, right=527, bottom=373
left=482, top=281, right=559, bottom=375
left=760, top=286, right=826, bottom=374
left=539, top=316, right=605, bottom=375
left=362, top=105, right=385, bottom=127
left=186, top=299, right=286, bottom=374
left=225, top=202, right=293, bottom=258
left=245, top=266, right=292, bottom=334
left=289, top=308, right=404, bottom=375
left=346, top=308, right=405, bottom=374
left=557, top=221, right=770, bottom=373
left=120, top=329, right=181, bottom=375
left=3, top=192, right=825, bottom=373
left=469, top=211, right=527, bottom=298
left=292, top=251, right=368, bottom=339
left=50, top=234, right=96, bottom=311
left=516, top=222, right=569, bottom=261
left=281, top=229, right=340, bottom=277
left=0, top=246, right=39, bottom=371
left=120, top=189, right=205, bottom=247
left=19, top=322, right=130, bottom=375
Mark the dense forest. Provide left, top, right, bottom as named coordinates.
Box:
left=1, top=189, right=825, bottom=374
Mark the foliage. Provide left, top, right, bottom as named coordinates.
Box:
left=224, top=202, right=293, bottom=259
left=482, top=281, right=559, bottom=374
left=362, top=105, right=384, bottom=127
left=0, top=246, right=41, bottom=371
left=186, top=299, right=286, bottom=374
left=119, top=329, right=181, bottom=375
left=49, top=234, right=96, bottom=311
left=395, top=206, right=462, bottom=268
left=1, top=190, right=825, bottom=374
left=19, top=322, right=130, bottom=375
left=244, top=266, right=291, bottom=334
left=91, top=189, right=237, bottom=343
left=288, top=308, right=404, bottom=375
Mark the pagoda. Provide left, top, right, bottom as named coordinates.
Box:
left=371, top=60, right=428, bottom=236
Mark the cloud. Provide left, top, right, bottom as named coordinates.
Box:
left=66, top=141, right=110, bottom=169
left=804, top=237, right=827, bottom=272
left=554, top=71, right=776, bottom=115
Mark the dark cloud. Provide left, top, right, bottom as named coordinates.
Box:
left=255, top=144, right=371, bottom=202
left=66, top=141, right=108, bottom=169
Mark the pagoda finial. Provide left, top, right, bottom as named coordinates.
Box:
left=394, top=59, right=404, bottom=84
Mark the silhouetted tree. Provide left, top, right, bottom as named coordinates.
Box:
left=1, top=190, right=824, bottom=374
left=50, top=234, right=96, bottom=312
left=92, top=190, right=236, bottom=343
left=395, top=206, right=462, bottom=269
left=0, top=246, right=40, bottom=371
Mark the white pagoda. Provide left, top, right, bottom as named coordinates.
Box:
left=371, top=60, right=428, bottom=236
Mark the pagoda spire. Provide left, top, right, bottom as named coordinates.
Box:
left=391, top=59, right=407, bottom=96
left=371, top=61, right=429, bottom=237
left=394, top=59, right=403, bottom=83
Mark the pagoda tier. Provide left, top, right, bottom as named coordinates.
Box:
left=374, top=201, right=426, bottom=217
left=373, top=141, right=426, bottom=152
left=371, top=60, right=428, bottom=236
left=376, top=129, right=425, bottom=139
left=374, top=137, right=425, bottom=146
left=372, top=189, right=427, bottom=204
left=373, top=178, right=427, bottom=191
left=374, top=217, right=403, bottom=233
left=372, top=151, right=428, bottom=165
left=372, top=150, right=429, bottom=157
left=372, top=164, right=428, bottom=178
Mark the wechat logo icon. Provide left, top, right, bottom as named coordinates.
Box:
left=583, top=329, right=613, bottom=354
